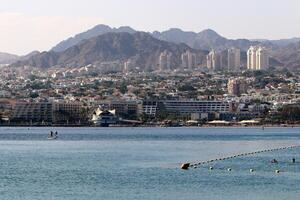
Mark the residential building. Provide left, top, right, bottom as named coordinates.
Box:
left=228, top=78, right=247, bottom=96
left=159, top=51, right=172, bottom=71
left=247, top=46, right=257, bottom=70
left=247, top=46, right=269, bottom=70
left=207, top=50, right=222, bottom=71
left=181, top=51, right=197, bottom=70
left=256, top=47, right=269, bottom=70
left=228, top=48, right=241, bottom=71
left=94, top=61, right=123, bottom=73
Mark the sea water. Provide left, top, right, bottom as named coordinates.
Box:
left=0, top=127, right=299, bottom=200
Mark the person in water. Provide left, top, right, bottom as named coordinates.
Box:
left=271, top=159, right=278, bottom=163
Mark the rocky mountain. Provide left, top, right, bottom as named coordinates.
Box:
left=0, top=51, right=40, bottom=65
left=270, top=42, right=300, bottom=70
left=14, top=32, right=206, bottom=70
left=153, top=28, right=261, bottom=51
left=52, top=25, right=262, bottom=52
left=253, top=38, right=300, bottom=47
left=154, top=29, right=299, bottom=70
left=0, top=52, right=19, bottom=65
left=19, top=51, right=40, bottom=61
left=51, top=25, right=136, bottom=52
left=10, top=24, right=300, bottom=70
left=152, top=28, right=198, bottom=47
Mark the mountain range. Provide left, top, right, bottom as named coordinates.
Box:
left=52, top=25, right=263, bottom=52
left=51, top=25, right=136, bottom=52
left=8, top=25, right=300, bottom=70
left=0, top=51, right=40, bottom=65
left=14, top=32, right=206, bottom=70
left=0, top=52, right=20, bottom=65
left=270, top=42, right=300, bottom=70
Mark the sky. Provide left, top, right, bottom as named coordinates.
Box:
left=1, top=0, right=300, bottom=55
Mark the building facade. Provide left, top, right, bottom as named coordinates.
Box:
left=11, top=102, right=87, bottom=125
left=207, top=50, right=222, bottom=71
left=123, top=59, right=135, bottom=73
left=227, top=48, right=241, bottom=71
left=227, top=78, right=247, bottom=96
left=142, top=100, right=159, bottom=117
left=141, top=100, right=232, bottom=116
left=11, top=102, right=53, bottom=124
left=95, top=100, right=139, bottom=119
left=159, top=51, right=172, bottom=71
left=181, top=50, right=197, bottom=70
left=247, top=46, right=269, bottom=70
left=162, top=100, right=232, bottom=115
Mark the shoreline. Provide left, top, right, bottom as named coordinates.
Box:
left=0, top=125, right=299, bottom=128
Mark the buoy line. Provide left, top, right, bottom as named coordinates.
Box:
left=181, top=144, right=300, bottom=170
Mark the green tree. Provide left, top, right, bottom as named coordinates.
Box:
left=118, top=82, right=128, bottom=94
left=30, top=92, right=39, bottom=98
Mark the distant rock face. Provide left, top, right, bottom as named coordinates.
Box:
left=152, top=28, right=199, bottom=47
left=51, top=25, right=137, bottom=52
left=0, top=51, right=40, bottom=65
left=19, top=51, right=40, bottom=61
left=255, top=38, right=300, bottom=46
left=14, top=32, right=207, bottom=70
left=153, top=28, right=261, bottom=51
left=0, top=52, right=19, bottom=64
left=270, top=42, right=300, bottom=70
left=51, top=25, right=262, bottom=53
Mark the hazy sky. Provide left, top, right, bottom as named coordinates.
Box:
left=1, top=0, right=300, bottom=55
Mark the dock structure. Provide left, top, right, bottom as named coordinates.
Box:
left=182, top=145, right=300, bottom=170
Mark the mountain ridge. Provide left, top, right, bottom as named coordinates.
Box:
left=0, top=51, right=40, bottom=65
left=8, top=25, right=300, bottom=70
left=52, top=25, right=264, bottom=52
left=0, top=52, right=19, bottom=65
left=51, top=25, right=136, bottom=52
left=14, top=32, right=207, bottom=70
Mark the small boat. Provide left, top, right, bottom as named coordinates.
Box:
left=47, top=131, right=58, bottom=140
left=47, top=135, right=58, bottom=140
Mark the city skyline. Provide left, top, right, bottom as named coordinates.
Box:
left=1, top=0, right=300, bottom=55
left=0, top=1, right=299, bottom=200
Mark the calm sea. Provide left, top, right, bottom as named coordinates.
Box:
left=0, top=127, right=299, bottom=200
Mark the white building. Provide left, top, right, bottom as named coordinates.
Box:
left=247, top=46, right=257, bottom=70
left=207, top=50, right=222, bottom=71
left=256, top=47, right=269, bottom=70
left=247, top=46, right=269, bottom=70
